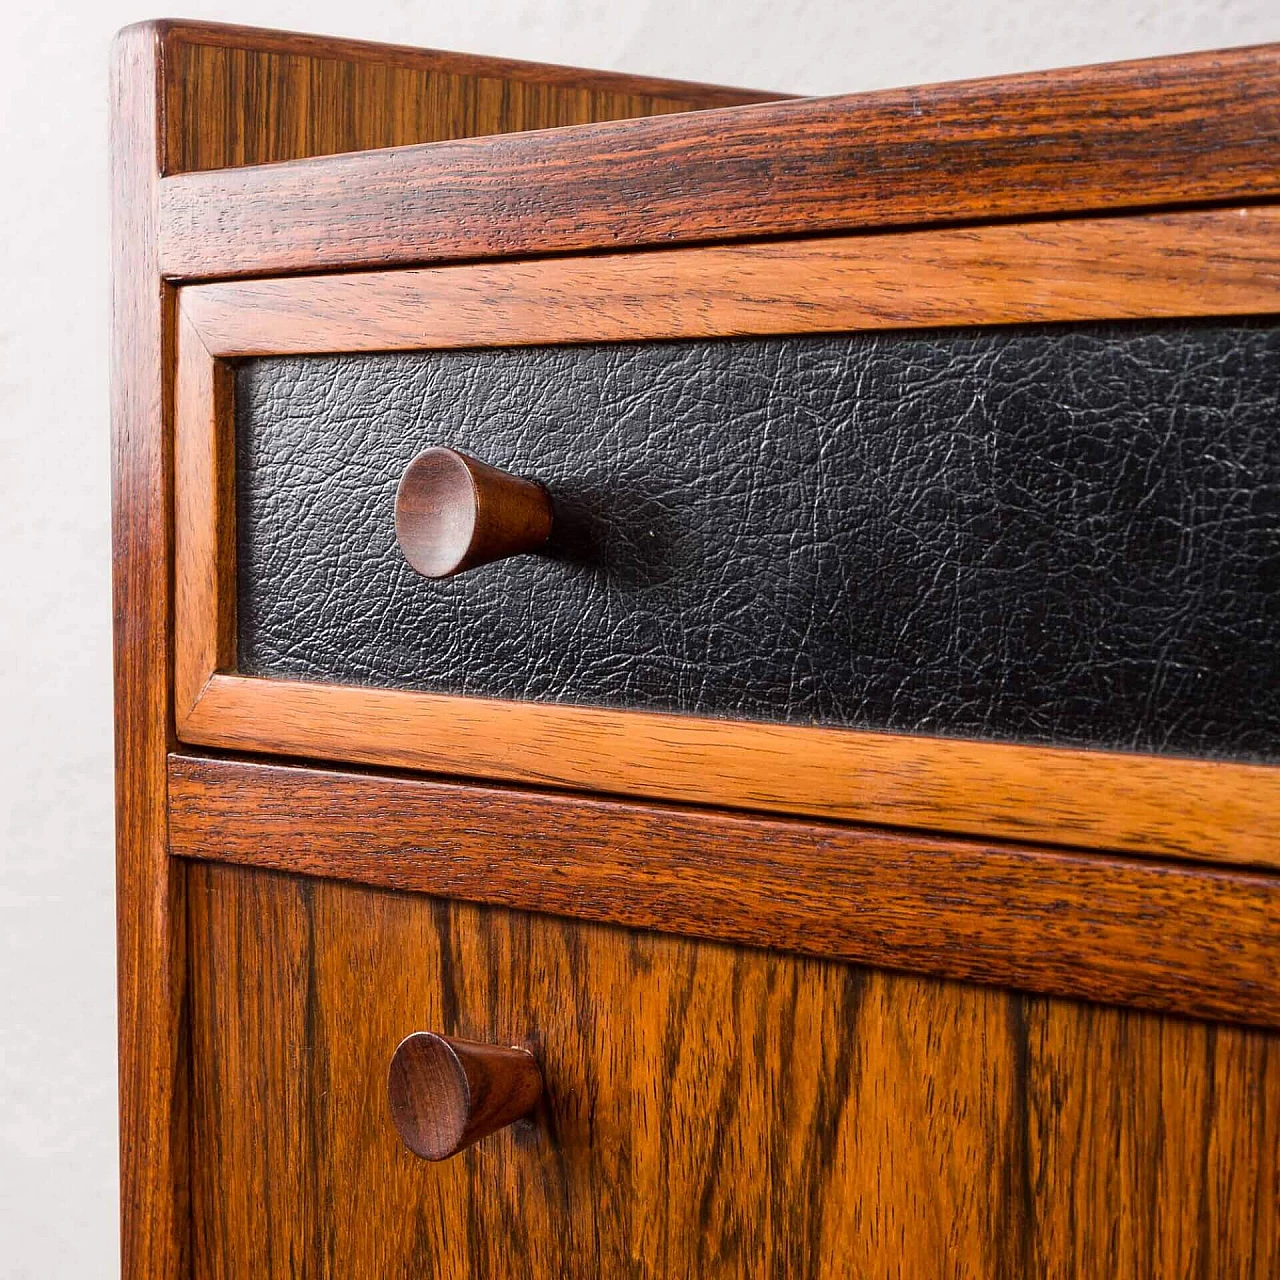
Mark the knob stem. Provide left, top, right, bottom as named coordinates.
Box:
left=388, top=1031, right=543, bottom=1160
left=395, top=447, right=553, bottom=578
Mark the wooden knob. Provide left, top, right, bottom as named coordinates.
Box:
left=395, top=447, right=553, bottom=578
left=388, top=1032, right=543, bottom=1161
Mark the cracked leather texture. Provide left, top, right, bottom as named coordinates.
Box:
left=236, top=322, right=1280, bottom=761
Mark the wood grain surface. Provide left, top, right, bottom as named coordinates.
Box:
left=186, top=862, right=1280, bottom=1279
left=175, top=670, right=1280, bottom=871
left=110, top=23, right=189, bottom=1280
left=157, top=43, right=1280, bottom=280
left=168, top=755, right=1280, bottom=1028
left=179, top=206, right=1280, bottom=356
left=124, top=18, right=1280, bottom=1280
left=394, top=447, right=554, bottom=579
left=158, top=20, right=780, bottom=174
left=173, top=309, right=234, bottom=716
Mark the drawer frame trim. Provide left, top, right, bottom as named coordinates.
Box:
left=169, top=753, right=1280, bottom=1028
left=174, top=210, right=1280, bottom=867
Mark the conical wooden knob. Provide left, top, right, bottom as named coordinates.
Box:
left=388, top=1032, right=543, bottom=1161
left=395, top=447, right=553, bottom=578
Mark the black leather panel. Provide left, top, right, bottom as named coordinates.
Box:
left=235, top=322, right=1280, bottom=761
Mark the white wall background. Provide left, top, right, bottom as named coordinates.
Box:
left=1, top=1, right=1276, bottom=1275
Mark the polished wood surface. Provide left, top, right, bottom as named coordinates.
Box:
left=171, top=222, right=1280, bottom=867
left=177, top=674, right=1280, bottom=871
left=119, top=24, right=1280, bottom=1277
left=110, top=25, right=188, bottom=1280
left=395, top=447, right=554, bottom=579
left=158, top=19, right=780, bottom=174
left=388, top=1032, right=543, bottom=1161
left=173, top=309, right=234, bottom=716
left=157, top=44, right=1280, bottom=279
left=180, top=206, right=1280, bottom=355
left=187, top=863, right=1280, bottom=1278
left=168, top=756, right=1280, bottom=1027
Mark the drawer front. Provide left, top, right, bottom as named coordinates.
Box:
left=187, top=863, right=1279, bottom=1278
left=235, top=319, right=1280, bottom=762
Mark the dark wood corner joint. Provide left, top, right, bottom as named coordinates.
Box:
left=394, top=447, right=554, bottom=578
left=388, top=1031, right=543, bottom=1160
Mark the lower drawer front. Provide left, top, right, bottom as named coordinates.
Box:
left=187, top=863, right=1279, bottom=1279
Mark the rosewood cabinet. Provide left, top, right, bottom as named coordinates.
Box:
left=112, top=21, right=1280, bottom=1278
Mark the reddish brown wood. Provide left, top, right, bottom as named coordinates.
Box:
left=157, top=44, right=1280, bottom=280
left=179, top=207, right=1280, bottom=356
left=173, top=310, right=234, bottom=714
left=166, top=755, right=1280, bottom=1028
left=388, top=1032, right=543, bottom=1160
left=187, top=864, right=1280, bottom=1276
left=395, top=447, right=553, bottom=578
left=157, top=20, right=784, bottom=174
left=117, top=22, right=770, bottom=1280
left=176, top=672, right=1280, bottom=870
left=120, top=25, right=1280, bottom=1275
left=111, top=23, right=187, bottom=1280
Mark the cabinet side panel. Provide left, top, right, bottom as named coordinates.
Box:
left=110, top=23, right=187, bottom=1280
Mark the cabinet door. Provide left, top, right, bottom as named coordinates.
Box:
left=187, top=862, right=1280, bottom=1279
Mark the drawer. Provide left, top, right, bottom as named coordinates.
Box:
left=172, top=229, right=1280, bottom=867
left=186, top=862, right=1280, bottom=1278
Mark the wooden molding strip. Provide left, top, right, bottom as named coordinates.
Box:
left=178, top=674, right=1280, bottom=868
left=167, top=754, right=1280, bottom=1029
left=173, top=215, right=1280, bottom=868
left=174, top=311, right=234, bottom=718
left=181, top=207, right=1280, bottom=356
left=156, top=43, right=1280, bottom=280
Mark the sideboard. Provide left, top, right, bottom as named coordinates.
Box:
left=111, top=21, right=1280, bottom=1277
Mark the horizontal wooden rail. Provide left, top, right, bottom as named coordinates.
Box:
left=158, top=43, right=1280, bottom=279
left=179, top=208, right=1280, bottom=355
left=168, top=754, right=1280, bottom=1028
